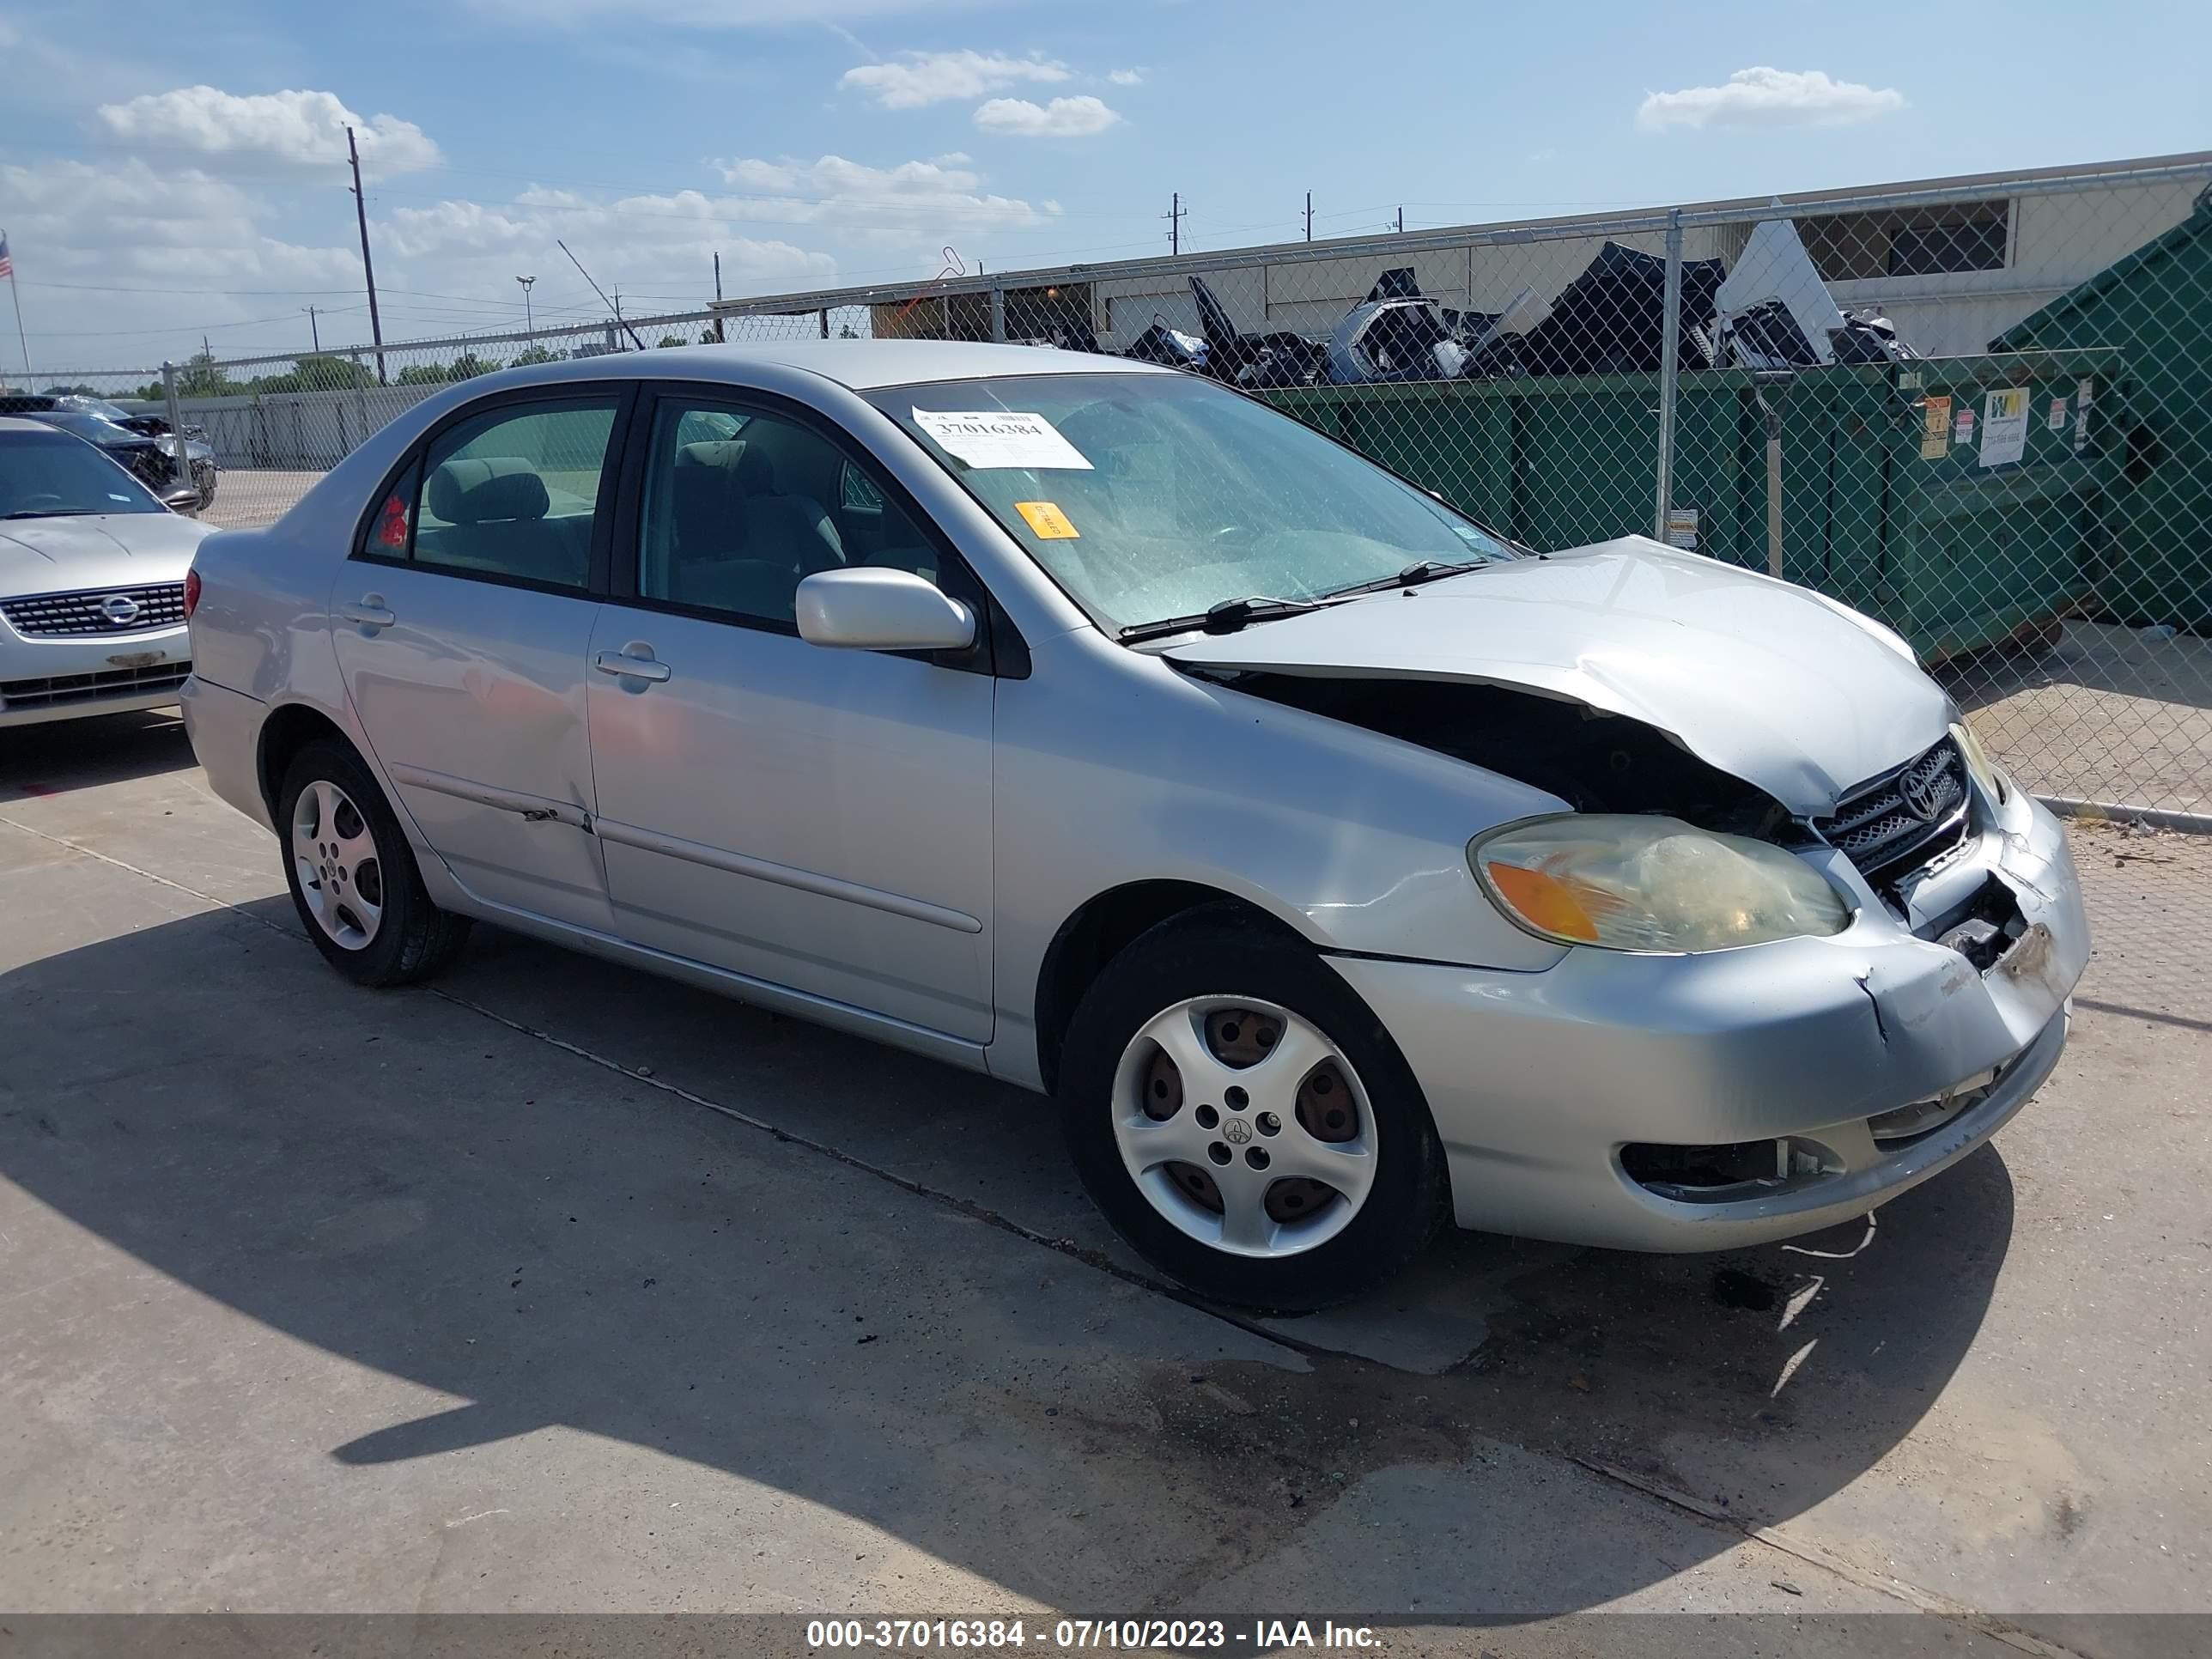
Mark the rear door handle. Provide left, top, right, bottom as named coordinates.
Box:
left=339, top=596, right=396, bottom=630
left=594, top=649, right=672, bottom=684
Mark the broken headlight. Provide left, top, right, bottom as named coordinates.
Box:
left=1949, top=720, right=2010, bottom=807
left=1470, top=815, right=1853, bottom=952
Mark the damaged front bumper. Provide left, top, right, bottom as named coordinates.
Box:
left=1328, top=788, right=2087, bottom=1252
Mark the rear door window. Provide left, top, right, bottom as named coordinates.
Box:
left=403, top=398, right=621, bottom=591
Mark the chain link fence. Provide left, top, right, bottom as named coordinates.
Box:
left=29, top=158, right=2209, bottom=863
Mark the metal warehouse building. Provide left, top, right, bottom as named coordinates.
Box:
left=714, top=151, right=2212, bottom=363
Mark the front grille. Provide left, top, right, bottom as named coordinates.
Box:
left=1816, top=737, right=1972, bottom=888
left=0, top=660, right=191, bottom=711
left=1, top=582, right=187, bottom=637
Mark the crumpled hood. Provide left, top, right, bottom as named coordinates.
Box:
left=0, top=513, right=212, bottom=597
left=1161, top=536, right=1950, bottom=815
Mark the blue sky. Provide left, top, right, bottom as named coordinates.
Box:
left=1, top=0, right=2206, bottom=372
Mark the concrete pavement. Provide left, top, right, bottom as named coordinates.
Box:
left=1, top=713, right=2205, bottom=1652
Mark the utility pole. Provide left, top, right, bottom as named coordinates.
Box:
left=515, top=274, right=536, bottom=332
left=304, top=306, right=320, bottom=352
left=556, top=239, right=645, bottom=349
left=712, top=252, right=724, bottom=343
left=1304, top=191, right=1313, bottom=241
left=1164, top=191, right=1186, bottom=257
left=1395, top=206, right=1405, bottom=234
left=345, top=125, right=387, bottom=385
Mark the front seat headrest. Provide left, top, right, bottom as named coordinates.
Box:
left=733, top=442, right=778, bottom=495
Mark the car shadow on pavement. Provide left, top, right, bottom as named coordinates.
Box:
left=0, top=902, right=2015, bottom=1613
left=0, top=710, right=196, bottom=803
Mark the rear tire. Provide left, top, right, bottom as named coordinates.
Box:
left=277, top=738, right=470, bottom=987
left=1059, top=906, right=1448, bottom=1312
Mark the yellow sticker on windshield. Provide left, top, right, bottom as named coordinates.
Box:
left=1015, top=501, right=1079, bottom=539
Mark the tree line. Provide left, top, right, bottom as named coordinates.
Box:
left=134, top=331, right=726, bottom=401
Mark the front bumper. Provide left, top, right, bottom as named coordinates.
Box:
left=0, top=623, right=191, bottom=728
left=1329, top=791, right=2088, bottom=1252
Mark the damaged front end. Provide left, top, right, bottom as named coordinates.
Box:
left=1176, top=629, right=2087, bottom=1249
left=1176, top=670, right=1797, bottom=839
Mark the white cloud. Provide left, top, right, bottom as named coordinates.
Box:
left=972, top=95, right=1121, bottom=138
left=95, top=86, right=442, bottom=179
left=1636, top=67, right=1905, bottom=132
left=382, top=190, right=832, bottom=291
left=1105, top=68, right=1144, bottom=87
left=841, top=49, right=1068, bottom=110
left=0, top=157, right=359, bottom=288
left=712, top=153, right=1050, bottom=231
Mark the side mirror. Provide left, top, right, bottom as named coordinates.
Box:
left=160, top=483, right=203, bottom=514
left=796, top=567, right=975, bottom=653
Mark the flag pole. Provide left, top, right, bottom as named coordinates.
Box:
left=3, top=231, right=28, bottom=390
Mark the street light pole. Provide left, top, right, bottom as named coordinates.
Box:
left=516, top=274, right=536, bottom=334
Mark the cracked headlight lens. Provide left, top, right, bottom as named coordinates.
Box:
left=1471, top=815, right=1852, bottom=953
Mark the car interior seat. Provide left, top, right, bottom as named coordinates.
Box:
left=664, top=434, right=845, bottom=620
left=421, top=457, right=585, bottom=586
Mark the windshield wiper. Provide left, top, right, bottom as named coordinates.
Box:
left=3, top=508, right=100, bottom=520
left=1323, top=558, right=1489, bottom=599
left=1119, top=594, right=1325, bottom=644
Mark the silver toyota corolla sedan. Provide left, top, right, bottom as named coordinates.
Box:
left=179, top=343, right=2088, bottom=1310
left=2, top=415, right=211, bottom=728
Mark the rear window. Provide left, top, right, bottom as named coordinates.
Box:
left=378, top=399, right=620, bottom=591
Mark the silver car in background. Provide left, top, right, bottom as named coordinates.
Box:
left=1, top=415, right=211, bottom=728
left=179, top=343, right=2087, bottom=1310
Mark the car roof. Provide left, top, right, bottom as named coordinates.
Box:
left=476, top=339, right=1168, bottom=395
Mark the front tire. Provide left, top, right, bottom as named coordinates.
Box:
left=278, top=738, right=470, bottom=987
left=1060, top=908, right=1448, bottom=1312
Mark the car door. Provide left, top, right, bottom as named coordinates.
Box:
left=331, top=387, right=631, bottom=930
left=585, top=389, right=995, bottom=1041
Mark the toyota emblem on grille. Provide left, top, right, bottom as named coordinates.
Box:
left=99, top=594, right=143, bottom=627
left=1899, top=761, right=1948, bottom=823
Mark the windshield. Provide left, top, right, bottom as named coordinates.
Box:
left=866, top=372, right=1514, bottom=634
left=0, top=429, right=164, bottom=517
left=34, top=410, right=134, bottom=446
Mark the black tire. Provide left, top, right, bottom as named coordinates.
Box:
left=1059, top=906, right=1449, bottom=1312
left=277, top=738, right=471, bottom=988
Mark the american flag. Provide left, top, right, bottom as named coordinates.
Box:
left=0, top=233, right=13, bottom=280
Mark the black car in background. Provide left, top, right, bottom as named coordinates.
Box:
left=0, top=394, right=218, bottom=508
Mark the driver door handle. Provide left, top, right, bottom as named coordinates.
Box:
left=594, top=649, right=672, bottom=684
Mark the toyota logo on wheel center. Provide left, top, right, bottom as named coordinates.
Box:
left=1223, top=1116, right=1253, bottom=1145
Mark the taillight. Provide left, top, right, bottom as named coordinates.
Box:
left=183, top=567, right=202, bottom=621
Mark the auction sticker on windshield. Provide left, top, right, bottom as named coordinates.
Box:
left=914, top=409, right=1094, bottom=471
left=1014, top=501, right=1079, bottom=538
